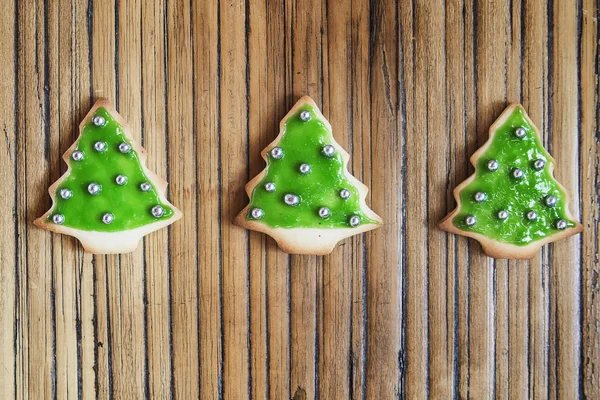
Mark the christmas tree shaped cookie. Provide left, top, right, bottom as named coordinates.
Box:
left=35, top=99, right=182, bottom=254
left=234, top=96, right=382, bottom=255
left=439, top=103, right=582, bottom=259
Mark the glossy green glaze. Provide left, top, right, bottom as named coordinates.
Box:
left=247, top=105, right=377, bottom=228
left=47, top=107, right=173, bottom=231
left=453, top=106, right=576, bottom=245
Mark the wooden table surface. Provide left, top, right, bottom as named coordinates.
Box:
left=1, top=0, right=598, bottom=399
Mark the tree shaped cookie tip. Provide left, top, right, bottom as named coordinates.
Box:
left=35, top=99, right=182, bottom=254
left=234, top=96, right=382, bottom=255
left=439, top=103, right=582, bottom=259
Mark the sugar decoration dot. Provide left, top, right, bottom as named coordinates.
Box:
left=92, top=115, right=106, bottom=127
left=151, top=205, right=165, bottom=218
left=102, top=213, right=114, bottom=224
left=88, top=183, right=101, bottom=195
left=119, top=143, right=131, bottom=154
left=115, top=175, right=128, bottom=185
left=318, top=207, right=330, bottom=218
left=340, top=189, right=351, bottom=200
left=94, top=141, right=107, bottom=152
left=474, top=192, right=487, bottom=203
left=514, top=127, right=527, bottom=138
left=59, top=189, right=72, bottom=199
left=526, top=210, right=538, bottom=221
left=270, top=147, right=284, bottom=159
left=71, top=151, right=84, bottom=161
left=322, top=145, right=335, bottom=157
left=284, top=194, right=300, bottom=206
left=487, top=160, right=499, bottom=171
left=251, top=208, right=264, bottom=219
left=299, top=110, right=311, bottom=122
left=299, top=163, right=311, bottom=174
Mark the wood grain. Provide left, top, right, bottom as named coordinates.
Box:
left=1, top=0, right=598, bottom=399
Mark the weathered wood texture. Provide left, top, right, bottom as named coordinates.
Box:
left=0, top=0, right=598, bottom=399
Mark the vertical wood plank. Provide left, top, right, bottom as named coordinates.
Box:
left=48, top=4, right=77, bottom=400
left=405, top=0, right=430, bottom=395
left=0, top=0, right=17, bottom=397
left=457, top=0, right=478, bottom=396
left=90, top=0, right=118, bottom=397
left=246, top=0, right=289, bottom=398
left=580, top=0, right=599, bottom=397
left=16, top=0, right=55, bottom=397
left=219, top=0, right=250, bottom=398
left=165, top=0, right=199, bottom=397
left=246, top=0, right=269, bottom=396
left=548, top=0, right=582, bottom=397
left=520, top=1, right=551, bottom=397
left=444, top=0, right=468, bottom=398
left=193, top=0, right=222, bottom=398
left=468, top=0, right=511, bottom=397
left=509, top=1, right=550, bottom=398
left=504, top=2, right=531, bottom=398
left=141, top=0, right=174, bottom=397
left=349, top=0, right=371, bottom=398
left=367, top=0, right=402, bottom=398
left=286, top=1, right=324, bottom=399
left=113, top=0, right=148, bottom=397
left=423, top=0, right=452, bottom=396
left=47, top=0, right=96, bottom=398
left=321, top=0, right=357, bottom=397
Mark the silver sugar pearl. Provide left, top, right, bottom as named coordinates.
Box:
left=339, top=189, right=351, bottom=200
left=349, top=215, right=361, bottom=227
left=299, top=110, right=311, bottom=122
left=59, top=188, right=72, bottom=199
left=102, top=213, right=114, bottom=224
left=270, top=147, right=284, bottom=159
left=512, top=168, right=524, bottom=179
left=94, top=141, right=107, bottom=152
left=526, top=210, right=538, bottom=221
left=533, top=159, right=546, bottom=170
left=71, top=150, right=84, bottom=161
left=264, top=182, right=276, bottom=192
left=92, top=115, right=106, bottom=127
left=87, top=183, right=101, bottom=195
left=140, top=182, right=152, bottom=192
left=465, top=215, right=477, bottom=226
left=515, top=127, right=527, bottom=138
left=118, top=142, right=131, bottom=154
left=545, top=195, right=558, bottom=207
left=299, top=163, right=311, bottom=174
left=474, top=192, right=487, bottom=202
left=52, top=214, right=65, bottom=224
left=284, top=194, right=300, bottom=206
left=498, top=210, right=509, bottom=220
left=151, top=205, right=165, bottom=218
left=556, top=219, right=568, bottom=230
left=115, top=175, right=128, bottom=185
left=487, top=160, right=499, bottom=171
left=322, top=145, right=336, bottom=157
left=251, top=208, right=264, bottom=219
left=318, top=207, right=331, bottom=218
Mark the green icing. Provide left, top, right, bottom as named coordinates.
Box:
left=247, top=105, right=378, bottom=228
left=47, top=107, right=173, bottom=231
left=453, top=106, right=576, bottom=245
